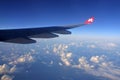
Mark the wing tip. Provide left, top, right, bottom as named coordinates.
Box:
left=84, top=17, right=95, bottom=24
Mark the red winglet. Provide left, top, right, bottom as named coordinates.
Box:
left=84, top=17, right=94, bottom=24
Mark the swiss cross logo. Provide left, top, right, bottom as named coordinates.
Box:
left=88, top=18, right=94, bottom=22
left=84, top=17, right=94, bottom=24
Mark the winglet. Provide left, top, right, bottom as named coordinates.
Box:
left=84, top=17, right=94, bottom=24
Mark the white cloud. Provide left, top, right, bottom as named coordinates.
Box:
left=0, top=64, right=10, bottom=74
left=9, top=53, right=34, bottom=65
left=68, top=42, right=76, bottom=46
left=90, top=56, right=99, bottom=63
left=17, top=57, right=25, bottom=63
left=60, top=52, right=71, bottom=66
left=73, top=56, right=92, bottom=70
left=91, top=65, right=120, bottom=80
left=46, top=50, right=49, bottom=54
left=9, top=65, right=16, bottom=73
left=56, top=44, right=68, bottom=51
left=0, top=64, right=16, bottom=74
left=66, top=53, right=72, bottom=58
left=81, top=41, right=118, bottom=50
left=0, top=40, right=120, bottom=80
left=1, top=75, right=13, bottom=80
left=61, top=58, right=71, bottom=66
left=71, top=55, right=120, bottom=80
left=78, top=57, right=87, bottom=65
left=52, top=42, right=120, bottom=80
left=58, top=62, right=63, bottom=66
left=96, top=42, right=117, bottom=50
left=107, top=43, right=117, bottom=47
left=90, top=55, right=105, bottom=63
left=53, top=44, right=72, bottom=66
left=102, top=42, right=117, bottom=49
left=16, top=54, right=33, bottom=63
left=53, top=47, right=57, bottom=53
left=87, top=44, right=96, bottom=48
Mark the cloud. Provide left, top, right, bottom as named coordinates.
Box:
left=101, top=42, right=117, bottom=50
left=90, top=56, right=99, bottom=63
left=60, top=52, right=71, bottom=66
left=91, top=65, right=120, bottom=80
left=18, top=54, right=34, bottom=63
left=107, top=43, right=117, bottom=47
left=58, top=62, right=63, bottom=66
left=9, top=53, right=34, bottom=65
left=53, top=44, right=72, bottom=66
left=0, top=64, right=16, bottom=74
left=55, top=44, right=68, bottom=52
left=0, top=64, right=10, bottom=74
left=78, top=57, right=89, bottom=68
left=72, top=56, right=93, bottom=70
left=61, top=58, right=71, bottom=66
left=71, top=55, right=120, bottom=80
left=1, top=41, right=119, bottom=80
left=53, top=47, right=57, bottom=53
left=52, top=42, right=120, bottom=80
left=76, top=41, right=118, bottom=50
left=96, top=42, right=118, bottom=50
left=9, top=65, right=16, bottom=73
left=87, top=44, right=96, bottom=48
left=66, top=53, right=72, bottom=58
left=90, top=55, right=105, bottom=63
left=1, top=75, right=14, bottom=80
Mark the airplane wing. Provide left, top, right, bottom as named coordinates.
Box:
left=0, top=17, right=94, bottom=44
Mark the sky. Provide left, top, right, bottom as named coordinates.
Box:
left=0, top=0, right=120, bottom=39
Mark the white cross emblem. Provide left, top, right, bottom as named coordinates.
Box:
left=88, top=18, right=93, bottom=22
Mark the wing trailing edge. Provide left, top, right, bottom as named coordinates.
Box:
left=5, top=37, right=36, bottom=44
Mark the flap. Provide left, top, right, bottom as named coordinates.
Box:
left=5, top=37, right=36, bottom=44
left=29, top=33, right=59, bottom=38
left=54, top=30, right=71, bottom=34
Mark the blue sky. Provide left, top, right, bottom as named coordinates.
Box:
left=0, top=0, right=120, bottom=39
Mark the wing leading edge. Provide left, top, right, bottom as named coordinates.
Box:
left=0, top=17, right=94, bottom=44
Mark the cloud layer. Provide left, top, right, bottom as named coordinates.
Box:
left=0, top=39, right=120, bottom=80
left=1, top=75, right=13, bottom=80
left=52, top=41, right=120, bottom=80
